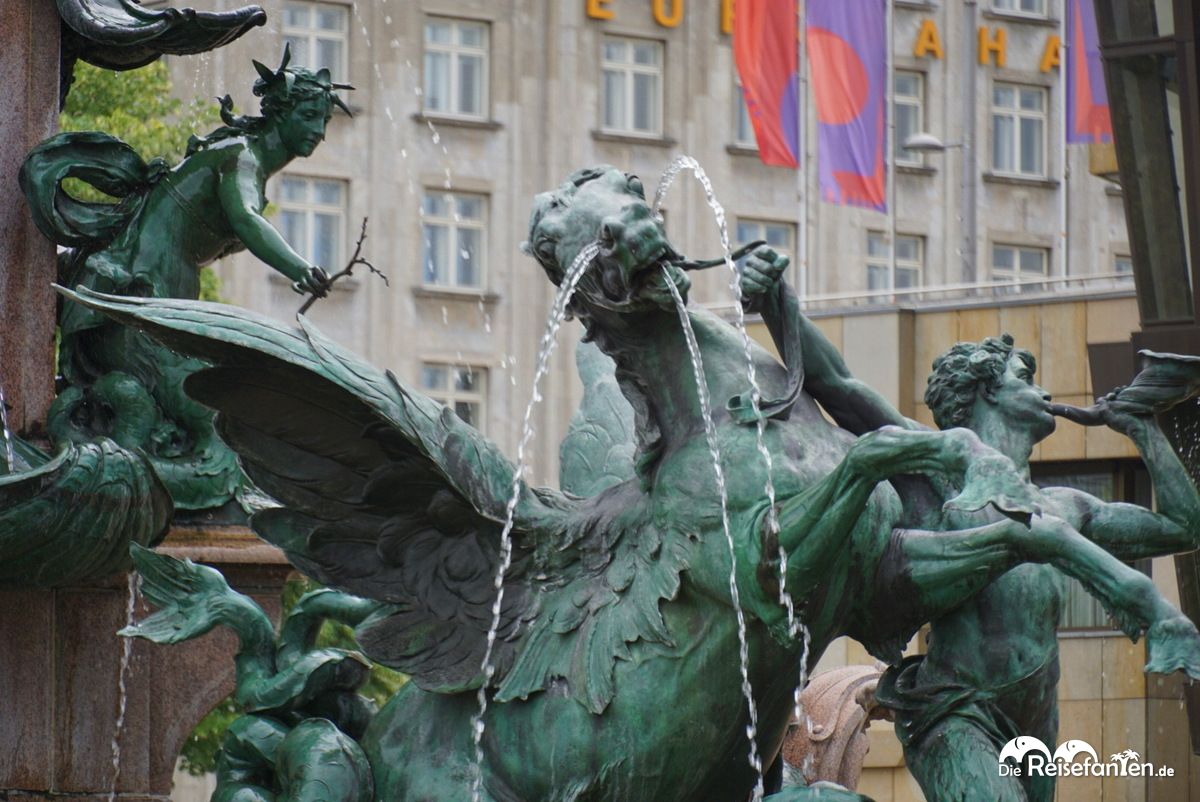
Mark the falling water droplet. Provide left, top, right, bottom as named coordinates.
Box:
left=663, top=267, right=766, bottom=802
left=469, top=243, right=602, bottom=802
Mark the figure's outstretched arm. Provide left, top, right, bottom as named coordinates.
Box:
left=1047, top=410, right=1200, bottom=559
left=217, top=149, right=330, bottom=296
left=740, top=248, right=913, bottom=435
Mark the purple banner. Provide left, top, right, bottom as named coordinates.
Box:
left=807, top=0, right=887, bottom=211
left=1067, top=0, right=1113, bottom=143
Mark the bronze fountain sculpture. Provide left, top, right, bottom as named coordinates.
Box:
left=2, top=11, right=1199, bottom=799
left=65, top=165, right=1200, bottom=801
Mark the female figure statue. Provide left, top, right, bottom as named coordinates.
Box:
left=19, top=47, right=346, bottom=511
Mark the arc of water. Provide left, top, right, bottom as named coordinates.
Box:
left=0, top=383, right=13, bottom=473
left=469, top=243, right=600, bottom=802
left=107, top=570, right=141, bottom=802
left=664, top=270, right=765, bottom=800
left=653, top=156, right=811, bottom=726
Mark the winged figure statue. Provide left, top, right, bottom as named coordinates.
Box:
left=75, top=165, right=1200, bottom=801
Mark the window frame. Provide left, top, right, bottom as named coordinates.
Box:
left=733, top=79, right=757, bottom=149
left=275, top=174, right=349, bottom=271
left=420, top=190, right=488, bottom=291
left=991, top=0, right=1049, bottom=18
left=422, top=16, right=491, bottom=121
left=282, top=1, right=350, bottom=87
left=419, top=362, right=488, bottom=433
left=991, top=242, right=1050, bottom=292
left=866, top=231, right=925, bottom=291
left=599, top=35, right=665, bottom=138
left=991, top=82, right=1049, bottom=179
left=894, top=70, right=926, bottom=167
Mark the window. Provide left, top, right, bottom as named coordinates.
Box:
left=866, top=232, right=923, bottom=291
left=1115, top=255, right=1134, bottom=282
left=420, top=364, right=486, bottom=430
left=991, top=243, right=1048, bottom=292
left=423, top=18, right=489, bottom=119
left=735, top=219, right=794, bottom=269
left=894, top=71, right=925, bottom=166
left=277, top=176, right=346, bottom=270
left=422, top=191, right=486, bottom=289
left=992, top=84, right=1047, bottom=177
left=992, top=0, right=1046, bottom=16
left=601, top=37, right=663, bottom=136
left=283, top=2, right=349, bottom=84
left=734, top=81, right=756, bottom=148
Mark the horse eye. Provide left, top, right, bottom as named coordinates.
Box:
left=536, top=239, right=557, bottom=261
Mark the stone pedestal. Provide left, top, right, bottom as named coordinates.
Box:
left=0, top=528, right=292, bottom=800
left=0, top=0, right=60, bottom=438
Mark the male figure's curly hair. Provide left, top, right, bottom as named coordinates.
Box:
left=924, top=333, right=1036, bottom=430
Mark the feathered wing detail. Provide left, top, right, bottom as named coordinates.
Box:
left=69, top=288, right=699, bottom=712
left=496, top=484, right=695, bottom=714
left=559, top=341, right=637, bottom=497
left=62, top=287, right=573, bottom=694
left=0, top=439, right=171, bottom=586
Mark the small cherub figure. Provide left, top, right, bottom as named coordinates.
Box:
left=19, top=46, right=349, bottom=511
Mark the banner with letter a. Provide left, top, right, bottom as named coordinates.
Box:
left=807, top=0, right=886, bottom=211
left=733, top=0, right=800, bottom=168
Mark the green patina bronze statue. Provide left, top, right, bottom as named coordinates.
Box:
left=0, top=49, right=350, bottom=586
left=75, top=166, right=1200, bottom=801
left=18, top=46, right=343, bottom=513
left=874, top=339, right=1200, bottom=802
left=121, top=544, right=379, bottom=802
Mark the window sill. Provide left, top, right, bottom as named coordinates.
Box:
left=1105, top=184, right=1124, bottom=197
left=983, top=172, right=1059, bottom=189
left=412, top=285, right=501, bottom=304
left=591, top=129, right=677, bottom=148
left=980, top=9, right=1060, bottom=28
left=897, top=163, right=936, bottom=176
left=895, top=0, right=937, bottom=9
left=726, top=144, right=760, bottom=157
left=412, top=113, right=503, bottom=131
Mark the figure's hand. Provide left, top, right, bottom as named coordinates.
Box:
left=739, top=246, right=790, bottom=310
left=292, top=265, right=332, bottom=297
left=1092, top=387, right=1148, bottom=437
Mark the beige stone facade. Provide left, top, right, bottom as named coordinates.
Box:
left=165, top=1, right=1194, bottom=799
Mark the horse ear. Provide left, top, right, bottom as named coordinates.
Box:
left=316, top=67, right=332, bottom=83
left=279, top=42, right=293, bottom=72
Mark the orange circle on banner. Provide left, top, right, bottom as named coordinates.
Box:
left=807, top=27, right=869, bottom=125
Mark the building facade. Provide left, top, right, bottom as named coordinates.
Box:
left=168, top=1, right=1197, bottom=799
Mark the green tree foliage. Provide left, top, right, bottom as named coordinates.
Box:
left=61, top=60, right=216, bottom=163
left=178, top=576, right=407, bottom=776
left=59, top=61, right=225, bottom=301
